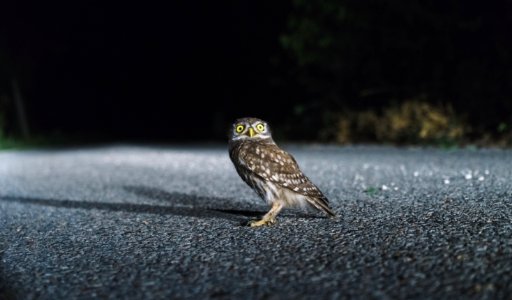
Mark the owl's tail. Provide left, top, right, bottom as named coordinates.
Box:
left=307, top=197, right=336, bottom=218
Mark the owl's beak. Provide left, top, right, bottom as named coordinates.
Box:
left=248, top=127, right=256, bottom=137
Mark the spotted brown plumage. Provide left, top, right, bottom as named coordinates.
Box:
left=228, top=117, right=336, bottom=227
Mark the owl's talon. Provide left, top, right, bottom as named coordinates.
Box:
left=247, top=218, right=276, bottom=227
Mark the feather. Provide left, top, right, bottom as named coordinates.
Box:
left=229, top=139, right=336, bottom=217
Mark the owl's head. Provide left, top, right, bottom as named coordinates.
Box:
left=230, top=117, right=272, bottom=141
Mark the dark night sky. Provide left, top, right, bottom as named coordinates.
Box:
left=1, top=1, right=291, bottom=141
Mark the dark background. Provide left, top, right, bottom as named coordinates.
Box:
left=1, top=0, right=511, bottom=144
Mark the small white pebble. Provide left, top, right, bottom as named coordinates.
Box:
left=478, top=176, right=485, bottom=181
left=382, top=185, right=389, bottom=191
left=444, top=179, right=450, bottom=184
left=413, top=171, right=419, bottom=177
left=394, top=187, right=399, bottom=191
left=484, top=170, right=490, bottom=175
left=465, top=173, right=472, bottom=180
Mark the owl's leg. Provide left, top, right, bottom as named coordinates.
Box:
left=248, top=202, right=284, bottom=227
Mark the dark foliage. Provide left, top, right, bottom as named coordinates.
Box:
left=281, top=0, right=512, bottom=142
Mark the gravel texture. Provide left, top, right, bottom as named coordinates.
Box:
left=1, top=145, right=511, bottom=299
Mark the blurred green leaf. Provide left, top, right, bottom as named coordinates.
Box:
left=364, top=186, right=378, bottom=196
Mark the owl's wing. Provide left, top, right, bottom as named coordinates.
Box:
left=240, top=143, right=330, bottom=203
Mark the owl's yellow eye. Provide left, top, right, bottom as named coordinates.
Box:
left=256, top=123, right=265, bottom=132
left=235, top=125, right=245, bottom=133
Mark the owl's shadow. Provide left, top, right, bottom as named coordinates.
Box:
left=0, top=186, right=324, bottom=227
left=0, top=190, right=262, bottom=225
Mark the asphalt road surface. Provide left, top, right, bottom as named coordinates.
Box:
left=1, top=145, right=511, bottom=299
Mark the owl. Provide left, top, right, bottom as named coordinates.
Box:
left=228, top=117, right=336, bottom=227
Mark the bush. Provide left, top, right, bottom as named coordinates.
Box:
left=335, top=98, right=467, bottom=145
